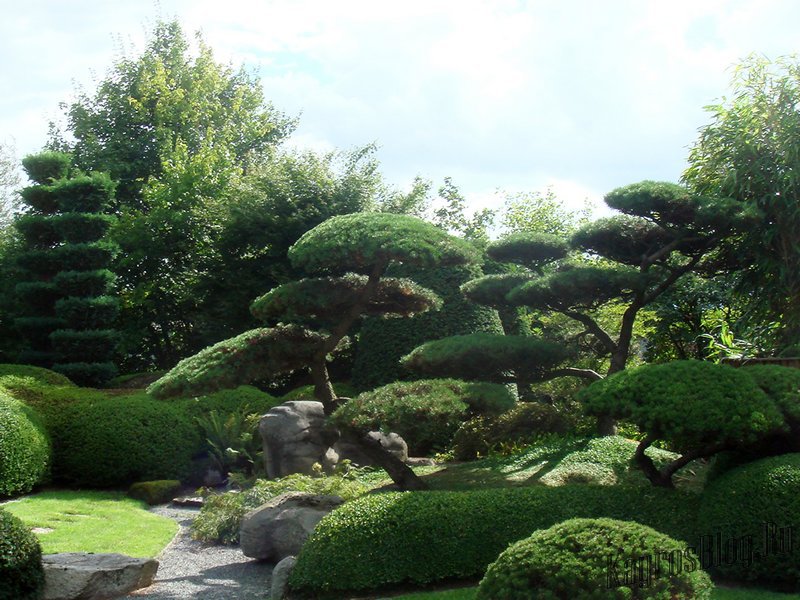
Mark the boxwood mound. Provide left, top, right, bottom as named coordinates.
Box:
left=477, top=518, right=713, bottom=599
left=698, top=453, right=800, bottom=587
left=0, top=391, right=51, bottom=497
left=0, top=507, right=45, bottom=600
left=288, top=485, right=699, bottom=597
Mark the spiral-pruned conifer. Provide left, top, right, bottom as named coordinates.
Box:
left=150, top=213, right=477, bottom=490
left=14, top=152, right=119, bottom=385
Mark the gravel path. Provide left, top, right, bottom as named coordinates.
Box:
left=127, top=505, right=273, bottom=600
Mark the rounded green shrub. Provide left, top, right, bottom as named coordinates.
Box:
left=0, top=508, right=45, bottom=600
left=698, top=453, right=800, bottom=586
left=288, top=485, right=699, bottom=597
left=452, top=402, right=574, bottom=460
left=332, top=379, right=515, bottom=455
left=0, top=364, right=75, bottom=387
left=50, top=362, right=118, bottom=387
left=477, top=518, right=712, bottom=600
left=0, top=392, right=51, bottom=497
left=51, top=394, right=200, bottom=487
left=128, top=480, right=182, bottom=505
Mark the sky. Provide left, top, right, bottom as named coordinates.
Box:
left=2, top=0, right=800, bottom=219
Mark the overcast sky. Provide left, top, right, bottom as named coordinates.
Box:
left=2, top=0, right=799, bottom=217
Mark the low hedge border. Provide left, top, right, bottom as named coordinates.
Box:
left=288, top=484, right=700, bottom=597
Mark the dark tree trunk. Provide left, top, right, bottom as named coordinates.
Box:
left=344, top=430, right=429, bottom=491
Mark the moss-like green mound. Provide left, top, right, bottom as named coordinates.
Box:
left=477, top=517, right=712, bottom=599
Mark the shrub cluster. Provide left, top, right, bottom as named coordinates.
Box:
left=451, top=402, right=574, bottom=460
left=192, top=473, right=369, bottom=545
left=128, top=480, right=183, bottom=505
left=698, top=453, right=800, bottom=587
left=288, top=484, right=699, bottom=596
left=0, top=508, right=45, bottom=600
left=0, top=391, right=51, bottom=497
left=332, top=379, right=515, bottom=455
left=477, top=518, right=713, bottom=600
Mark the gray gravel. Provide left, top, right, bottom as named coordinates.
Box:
left=127, top=505, right=273, bottom=600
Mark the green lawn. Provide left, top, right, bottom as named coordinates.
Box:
left=2, top=489, right=177, bottom=558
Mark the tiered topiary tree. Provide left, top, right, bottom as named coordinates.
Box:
left=14, top=152, right=72, bottom=367
left=403, top=181, right=750, bottom=434
left=14, top=152, right=119, bottom=385
left=149, top=212, right=478, bottom=490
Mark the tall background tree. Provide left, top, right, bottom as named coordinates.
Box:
left=684, top=54, right=800, bottom=349
left=47, top=20, right=295, bottom=369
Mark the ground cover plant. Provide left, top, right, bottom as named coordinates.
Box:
left=2, top=490, right=177, bottom=557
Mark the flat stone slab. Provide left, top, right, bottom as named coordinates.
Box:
left=42, top=552, right=158, bottom=600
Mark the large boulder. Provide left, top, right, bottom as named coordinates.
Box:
left=259, top=401, right=339, bottom=478
left=42, top=553, right=158, bottom=600
left=240, top=492, right=345, bottom=562
left=334, top=431, right=408, bottom=467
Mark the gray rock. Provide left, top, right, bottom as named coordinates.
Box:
left=270, top=556, right=296, bottom=600
left=240, top=492, right=344, bottom=562
left=42, top=552, right=158, bottom=600
left=335, top=431, right=408, bottom=466
left=259, top=401, right=339, bottom=478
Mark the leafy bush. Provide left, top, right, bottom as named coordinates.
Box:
left=451, top=402, right=574, bottom=460
left=54, top=296, right=119, bottom=329
left=288, top=484, right=699, bottom=597
left=698, top=454, right=800, bottom=586
left=332, top=379, right=515, bottom=455
left=50, top=394, right=200, bottom=487
left=192, top=473, right=369, bottom=545
left=128, top=480, right=182, bottom=505
left=281, top=382, right=358, bottom=402
left=50, top=329, right=118, bottom=362
left=477, top=518, right=712, bottom=600
left=0, top=508, right=45, bottom=600
left=0, top=392, right=51, bottom=497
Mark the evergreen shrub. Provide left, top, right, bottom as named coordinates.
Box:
left=477, top=518, right=712, bottom=600
left=332, top=379, right=515, bottom=455
left=451, top=402, right=574, bottom=460
left=54, top=296, right=119, bottom=329
left=21, top=151, right=70, bottom=184
left=288, top=485, right=699, bottom=596
left=0, top=508, right=45, bottom=600
left=698, top=454, right=800, bottom=587
left=50, top=329, right=118, bottom=362
left=0, top=392, right=51, bottom=497
left=51, top=362, right=118, bottom=387
left=53, top=269, right=116, bottom=297
left=50, top=394, right=199, bottom=487
left=128, top=480, right=182, bottom=505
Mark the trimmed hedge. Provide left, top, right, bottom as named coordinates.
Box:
left=53, top=269, right=116, bottom=297
left=288, top=485, right=700, bottom=597
left=21, top=151, right=70, bottom=185
left=50, top=362, right=118, bottom=387
left=50, top=394, right=200, bottom=487
left=477, top=518, right=712, bottom=599
left=0, top=508, right=45, bottom=600
left=698, top=453, right=800, bottom=587
left=0, top=364, right=75, bottom=387
left=0, top=391, right=51, bottom=497
left=332, top=379, right=515, bottom=455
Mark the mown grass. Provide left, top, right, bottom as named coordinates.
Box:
left=2, top=489, right=177, bottom=558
